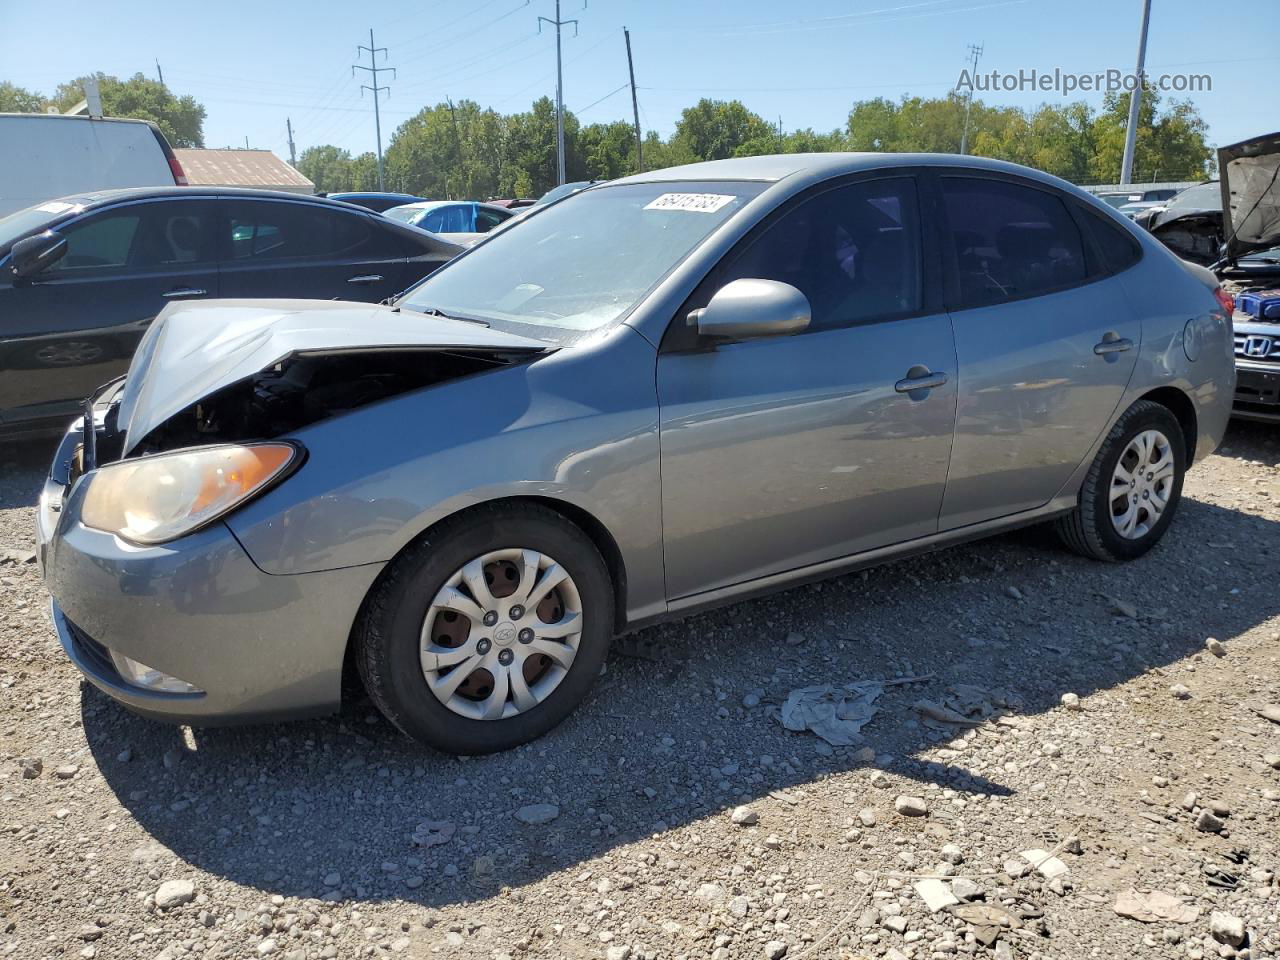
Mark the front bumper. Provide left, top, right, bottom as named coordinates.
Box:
left=39, top=421, right=382, bottom=725
left=1232, top=360, right=1280, bottom=423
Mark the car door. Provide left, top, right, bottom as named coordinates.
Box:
left=656, top=175, right=957, bottom=600
left=217, top=198, right=408, bottom=302
left=0, top=197, right=217, bottom=430
left=475, top=205, right=511, bottom=233
left=934, top=172, right=1141, bottom=529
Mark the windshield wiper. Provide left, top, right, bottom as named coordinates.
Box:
left=409, top=305, right=490, bottom=327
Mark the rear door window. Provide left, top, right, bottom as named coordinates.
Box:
left=223, top=201, right=390, bottom=262
left=940, top=177, right=1087, bottom=308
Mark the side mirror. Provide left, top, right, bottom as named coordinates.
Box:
left=10, top=231, right=68, bottom=279
left=688, top=278, right=811, bottom=340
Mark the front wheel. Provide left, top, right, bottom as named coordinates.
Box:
left=355, top=504, right=614, bottom=754
left=1055, top=399, right=1186, bottom=562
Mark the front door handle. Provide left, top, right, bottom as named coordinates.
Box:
left=895, top=366, right=948, bottom=394
left=1093, top=335, right=1133, bottom=355
left=347, top=274, right=384, bottom=285
left=162, top=287, right=207, bottom=299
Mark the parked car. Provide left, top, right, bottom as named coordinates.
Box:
left=0, top=187, right=462, bottom=440
left=383, top=200, right=513, bottom=234
left=0, top=114, right=186, bottom=218
left=1096, top=188, right=1178, bottom=211
left=487, top=197, right=537, bottom=210
left=321, top=192, right=430, bottom=213
left=38, top=153, right=1233, bottom=754
left=1117, top=200, right=1163, bottom=219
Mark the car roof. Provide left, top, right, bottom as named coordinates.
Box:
left=35, top=186, right=371, bottom=211
left=328, top=191, right=422, bottom=200
left=612, top=152, right=1081, bottom=187
left=0, top=112, right=155, bottom=126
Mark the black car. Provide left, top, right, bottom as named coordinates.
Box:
left=0, top=187, right=462, bottom=440
left=321, top=192, right=430, bottom=213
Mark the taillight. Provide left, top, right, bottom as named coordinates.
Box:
left=167, top=154, right=189, bottom=186
left=1213, top=286, right=1234, bottom=316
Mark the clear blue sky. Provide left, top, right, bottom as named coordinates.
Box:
left=2, top=0, right=1271, bottom=167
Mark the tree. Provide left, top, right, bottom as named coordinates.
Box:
left=0, top=81, right=43, bottom=112
left=297, top=145, right=355, bottom=193
left=578, top=121, right=637, bottom=180
left=670, top=99, right=774, bottom=162
left=51, top=73, right=205, bottom=147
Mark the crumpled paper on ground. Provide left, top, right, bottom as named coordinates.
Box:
left=1113, top=888, right=1199, bottom=924
left=776, top=675, right=931, bottom=745
left=915, top=683, right=1021, bottom=730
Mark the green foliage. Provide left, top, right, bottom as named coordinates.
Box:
left=50, top=73, right=205, bottom=147
left=848, top=90, right=1212, bottom=183
left=671, top=99, right=775, bottom=162
left=0, top=82, right=44, bottom=112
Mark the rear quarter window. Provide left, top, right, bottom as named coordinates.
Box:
left=1079, top=206, right=1143, bottom=275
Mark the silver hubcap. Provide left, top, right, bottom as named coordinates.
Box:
left=420, top=548, right=582, bottom=720
left=1110, top=429, right=1175, bottom=540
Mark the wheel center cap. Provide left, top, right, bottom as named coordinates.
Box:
left=494, top=623, right=517, bottom=646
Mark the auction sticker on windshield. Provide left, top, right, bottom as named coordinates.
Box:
left=644, top=193, right=737, bottom=213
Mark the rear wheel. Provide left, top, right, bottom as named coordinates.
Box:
left=1056, top=399, right=1186, bottom=561
left=355, top=504, right=613, bottom=754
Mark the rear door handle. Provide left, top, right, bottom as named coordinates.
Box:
left=162, top=287, right=207, bottom=299
left=1093, top=336, right=1133, bottom=355
left=347, top=274, right=384, bottom=285
left=895, top=367, right=948, bottom=393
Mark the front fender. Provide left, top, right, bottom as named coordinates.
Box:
left=225, top=324, right=665, bottom=622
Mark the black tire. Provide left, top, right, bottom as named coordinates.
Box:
left=354, top=503, right=614, bottom=754
left=1055, top=399, right=1186, bottom=562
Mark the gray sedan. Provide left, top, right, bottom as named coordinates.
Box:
left=35, top=153, right=1235, bottom=754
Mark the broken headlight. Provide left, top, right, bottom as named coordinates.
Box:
left=82, top=443, right=300, bottom=545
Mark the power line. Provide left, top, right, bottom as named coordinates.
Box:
left=624, top=27, right=642, bottom=172
left=397, top=1, right=532, bottom=68
left=353, top=28, right=396, bottom=190
left=574, top=83, right=629, bottom=115
left=959, top=42, right=983, bottom=155
left=537, top=0, right=584, bottom=186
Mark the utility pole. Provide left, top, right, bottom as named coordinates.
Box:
left=245, top=135, right=250, bottom=149
left=286, top=117, right=297, bottom=166
left=353, top=28, right=395, bottom=191
left=155, top=59, right=164, bottom=85
left=624, top=27, right=642, bottom=173
left=959, top=42, right=983, bottom=155
left=538, top=1, right=583, bottom=186
left=1119, top=0, right=1152, bottom=185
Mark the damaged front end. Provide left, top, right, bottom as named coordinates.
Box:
left=79, top=299, right=553, bottom=468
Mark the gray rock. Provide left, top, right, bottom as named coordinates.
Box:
left=605, top=948, right=631, bottom=960
left=1205, top=637, right=1227, bottom=657
left=54, top=764, right=79, bottom=779
left=18, top=757, right=42, bottom=779
left=950, top=877, right=981, bottom=901
left=1195, top=810, right=1225, bottom=833
left=940, top=843, right=963, bottom=865
left=765, top=940, right=788, bottom=959
left=784, top=632, right=806, bottom=646
left=858, top=808, right=878, bottom=827
left=730, top=805, right=758, bottom=826
left=1170, top=684, right=1192, bottom=700
left=514, top=803, right=560, bottom=825
left=882, top=915, right=908, bottom=934
left=742, top=693, right=760, bottom=708
left=154, top=879, right=195, bottom=910
left=894, top=795, right=928, bottom=817
left=322, top=872, right=341, bottom=887
left=116, top=748, right=132, bottom=763
left=1210, top=912, right=1245, bottom=947
left=1061, top=692, right=1082, bottom=711
left=1263, top=754, right=1280, bottom=770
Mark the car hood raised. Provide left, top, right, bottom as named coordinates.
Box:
left=116, top=299, right=552, bottom=454
left=1220, top=132, right=1280, bottom=261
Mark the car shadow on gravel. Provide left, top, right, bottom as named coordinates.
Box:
left=1217, top=418, right=1280, bottom=467
left=78, top=487, right=1280, bottom=910
left=0, top=438, right=57, bottom=510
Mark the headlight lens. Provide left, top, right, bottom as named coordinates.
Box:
left=82, top=443, right=298, bottom=544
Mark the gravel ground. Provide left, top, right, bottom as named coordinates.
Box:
left=1, top=423, right=1278, bottom=960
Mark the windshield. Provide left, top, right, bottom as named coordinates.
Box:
left=384, top=205, right=422, bottom=224
left=0, top=199, right=83, bottom=252
left=535, top=181, right=590, bottom=206
left=1165, top=182, right=1220, bottom=214
left=396, top=181, right=767, bottom=343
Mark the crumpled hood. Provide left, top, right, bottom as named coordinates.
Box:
left=116, top=299, right=551, bottom=453
left=1219, top=132, right=1280, bottom=260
